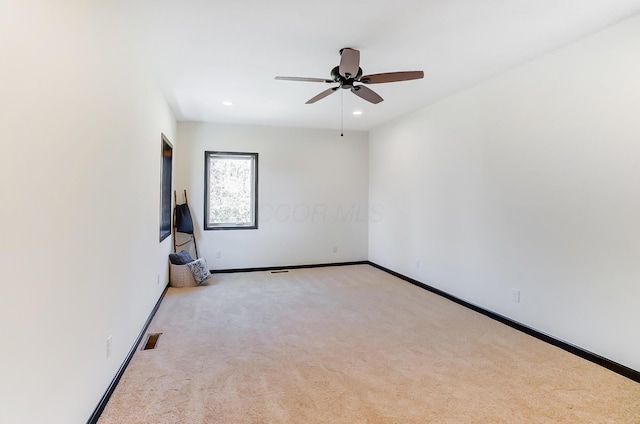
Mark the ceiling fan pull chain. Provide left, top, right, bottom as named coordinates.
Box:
left=340, top=89, right=344, bottom=137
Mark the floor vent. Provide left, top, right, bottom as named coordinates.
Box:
left=270, top=270, right=289, bottom=274
left=142, top=332, right=162, bottom=350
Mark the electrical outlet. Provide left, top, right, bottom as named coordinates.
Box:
left=415, top=260, right=420, bottom=269
left=157, top=274, right=160, bottom=285
left=106, top=335, right=112, bottom=358
left=215, top=250, right=222, bottom=259
left=333, top=246, right=338, bottom=253
left=511, top=289, right=520, bottom=303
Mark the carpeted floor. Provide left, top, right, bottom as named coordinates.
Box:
left=98, top=265, right=640, bottom=423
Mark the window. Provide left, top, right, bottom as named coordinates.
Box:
left=204, top=151, right=258, bottom=230
left=159, top=134, right=173, bottom=242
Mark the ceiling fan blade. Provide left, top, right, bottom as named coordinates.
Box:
left=275, top=76, right=334, bottom=83
left=351, top=85, right=383, bottom=104
left=306, top=87, right=339, bottom=104
left=360, top=71, right=424, bottom=84
left=339, top=48, right=360, bottom=78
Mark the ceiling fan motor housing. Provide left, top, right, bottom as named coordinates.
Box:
left=331, top=66, right=363, bottom=89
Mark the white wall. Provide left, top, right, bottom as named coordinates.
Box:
left=176, top=122, right=369, bottom=269
left=369, top=14, right=640, bottom=371
left=0, top=2, right=176, bottom=423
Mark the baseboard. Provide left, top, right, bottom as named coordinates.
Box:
left=367, top=261, right=640, bottom=384
left=210, top=260, right=369, bottom=274
left=87, top=284, right=170, bottom=424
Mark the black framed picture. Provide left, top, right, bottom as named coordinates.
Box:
left=159, top=134, right=173, bottom=242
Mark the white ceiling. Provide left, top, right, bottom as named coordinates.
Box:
left=129, top=0, right=640, bottom=131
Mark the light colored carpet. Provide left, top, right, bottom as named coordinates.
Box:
left=98, top=265, right=640, bottom=423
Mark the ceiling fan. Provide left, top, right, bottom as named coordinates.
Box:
left=275, top=48, right=424, bottom=104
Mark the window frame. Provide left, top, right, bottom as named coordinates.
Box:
left=204, top=151, right=258, bottom=231
left=159, top=134, right=173, bottom=242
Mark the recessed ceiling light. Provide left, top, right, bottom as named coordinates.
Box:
left=352, top=110, right=363, bottom=115
left=222, top=101, right=234, bottom=106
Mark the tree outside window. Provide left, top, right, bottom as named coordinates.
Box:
left=204, top=151, right=258, bottom=230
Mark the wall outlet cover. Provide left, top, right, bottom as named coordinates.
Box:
left=106, top=335, right=113, bottom=358
left=511, top=289, right=520, bottom=303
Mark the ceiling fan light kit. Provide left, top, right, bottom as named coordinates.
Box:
left=275, top=47, right=424, bottom=105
